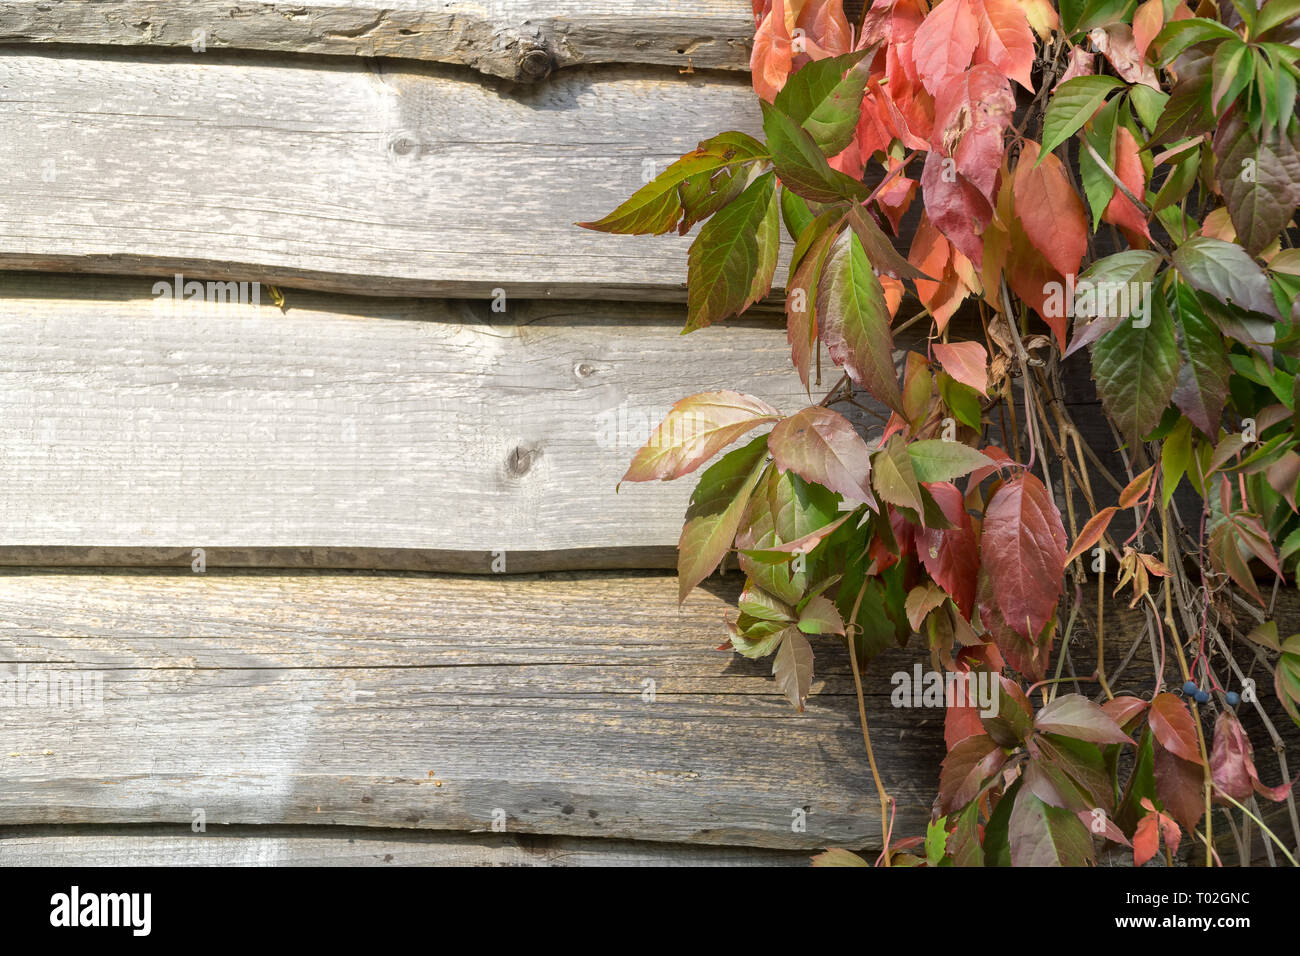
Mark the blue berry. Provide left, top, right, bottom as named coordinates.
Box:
left=1226, top=691, right=1240, bottom=707
left=1183, top=680, right=1198, bottom=695
left=1194, top=690, right=1210, bottom=705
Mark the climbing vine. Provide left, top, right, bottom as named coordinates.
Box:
left=581, top=0, right=1300, bottom=866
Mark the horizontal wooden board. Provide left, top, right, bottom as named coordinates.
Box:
left=0, top=49, right=767, bottom=299
left=0, top=273, right=840, bottom=569
left=0, top=1, right=756, bottom=79
left=0, top=569, right=942, bottom=849
left=0, top=824, right=808, bottom=866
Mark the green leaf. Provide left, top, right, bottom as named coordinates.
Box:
left=738, top=584, right=797, bottom=623
left=1129, top=84, right=1169, bottom=133
left=1063, top=0, right=1133, bottom=34
left=1091, top=297, right=1180, bottom=445
left=773, top=50, right=873, bottom=156
left=780, top=187, right=816, bottom=242
left=939, top=374, right=983, bottom=429
left=1257, top=0, right=1300, bottom=36
left=728, top=616, right=792, bottom=659
left=1007, top=791, right=1095, bottom=866
left=578, top=131, right=766, bottom=234
left=677, top=434, right=770, bottom=603
left=1080, top=95, right=1121, bottom=229
left=761, top=101, right=870, bottom=204
left=684, top=171, right=781, bottom=333
left=925, top=817, right=950, bottom=866
left=1170, top=278, right=1230, bottom=437
left=1040, top=77, right=1125, bottom=159
left=1154, top=18, right=1240, bottom=66
left=1162, top=417, right=1193, bottom=507
left=873, top=433, right=924, bottom=514
left=1171, top=236, right=1281, bottom=318
left=797, top=594, right=846, bottom=635
left=1211, top=38, right=1252, bottom=114
left=817, top=230, right=904, bottom=413
left=847, top=204, right=929, bottom=280
left=1150, top=145, right=1200, bottom=213
left=907, top=439, right=994, bottom=483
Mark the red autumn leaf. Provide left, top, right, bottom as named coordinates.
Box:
left=975, top=0, right=1036, bottom=92
left=1148, top=692, right=1204, bottom=765
left=980, top=472, right=1068, bottom=640
left=917, top=481, right=980, bottom=619
left=1065, top=506, right=1118, bottom=564
left=1210, top=710, right=1295, bottom=804
left=913, top=0, right=979, bottom=95
left=933, top=64, right=1016, bottom=205
left=1013, top=142, right=1088, bottom=279
left=1152, top=745, right=1205, bottom=834
left=752, top=0, right=794, bottom=102
left=999, top=169, right=1071, bottom=349
left=933, top=340, right=989, bottom=395
left=939, top=732, right=1008, bottom=815
left=967, top=443, right=1016, bottom=488
left=1102, top=127, right=1152, bottom=245
left=1102, top=695, right=1150, bottom=731
left=768, top=405, right=877, bottom=504
left=922, top=151, right=994, bottom=267
left=946, top=691, right=982, bottom=749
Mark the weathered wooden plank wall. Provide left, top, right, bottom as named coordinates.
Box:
left=0, top=275, right=818, bottom=569
left=0, top=48, right=769, bottom=299
left=0, top=2, right=756, bottom=78
left=0, top=570, right=941, bottom=851
left=0, top=825, right=813, bottom=866
left=1, top=1, right=1290, bottom=868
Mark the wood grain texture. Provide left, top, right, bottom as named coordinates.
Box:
left=0, top=1, right=755, bottom=80
left=0, top=825, right=809, bottom=866
left=0, top=273, right=839, bottom=569
left=0, top=49, right=768, bottom=299
left=0, top=569, right=943, bottom=849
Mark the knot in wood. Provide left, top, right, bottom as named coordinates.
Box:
left=517, top=46, right=554, bottom=82
left=507, top=445, right=540, bottom=477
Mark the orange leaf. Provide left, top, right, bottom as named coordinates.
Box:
left=1132, top=0, right=1165, bottom=62
left=1013, top=141, right=1088, bottom=279
left=1119, top=465, right=1156, bottom=508
left=1065, top=506, right=1118, bottom=564
left=751, top=0, right=794, bottom=102
left=796, top=0, right=853, bottom=58
left=1149, top=693, right=1205, bottom=765
left=1102, top=127, right=1151, bottom=245
left=975, top=0, right=1037, bottom=92
left=913, top=0, right=979, bottom=95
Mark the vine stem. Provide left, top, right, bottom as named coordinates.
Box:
left=1148, top=588, right=1214, bottom=867
left=1216, top=793, right=1300, bottom=867
left=1078, top=137, right=1172, bottom=259
left=846, top=579, right=892, bottom=862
